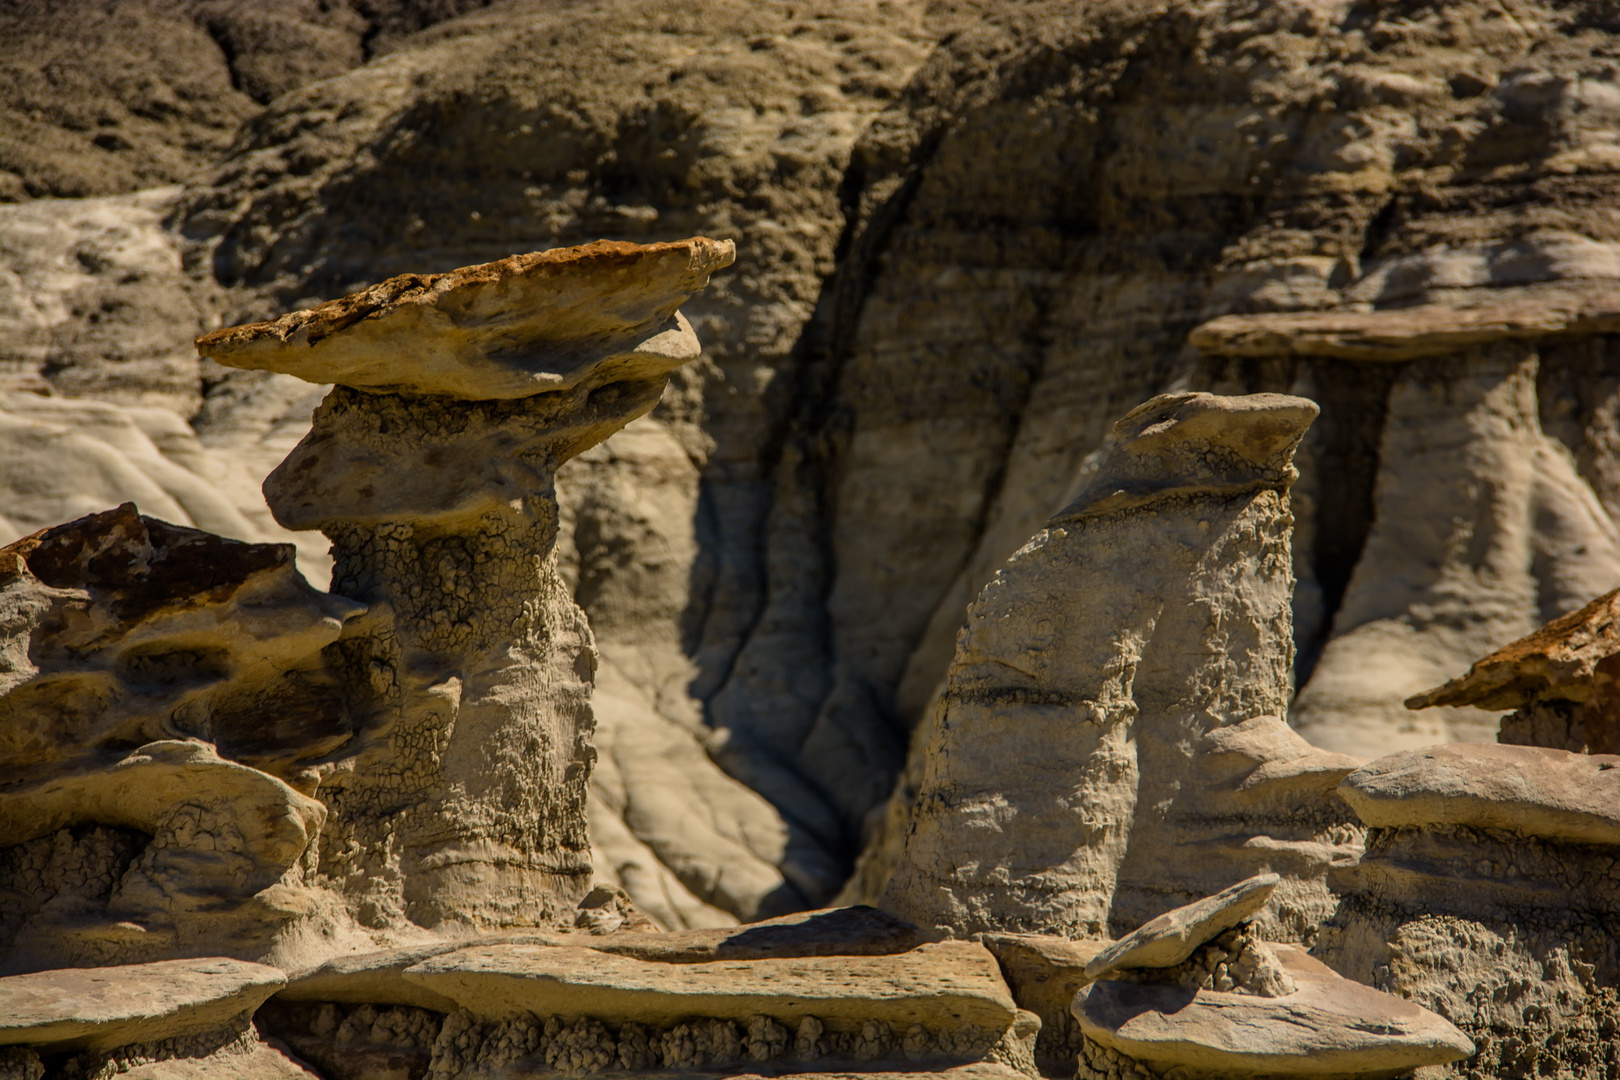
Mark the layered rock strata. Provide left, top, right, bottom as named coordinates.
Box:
left=197, top=237, right=734, bottom=932
left=1407, top=586, right=1620, bottom=753
left=881, top=392, right=1360, bottom=940
left=1319, top=743, right=1620, bottom=1078
left=0, top=506, right=357, bottom=971
left=1195, top=294, right=1620, bottom=758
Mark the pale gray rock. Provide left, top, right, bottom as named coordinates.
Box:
left=1319, top=742, right=1620, bottom=1076
left=0, top=958, right=284, bottom=1052
left=1284, top=336, right=1620, bottom=757
left=1074, top=945, right=1473, bottom=1078
left=880, top=392, right=1348, bottom=940
left=402, top=940, right=1015, bottom=1031
left=1083, top=873, right=1279, bottom=981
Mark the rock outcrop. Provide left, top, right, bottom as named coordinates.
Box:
left=881, top=392, right=1359, bottom=941
left=1196, top=294, right=1620, bottom=759
left=202, top=238, right=733, bottom=933
left=1073, top=882, right=1472, bottom=1080
left=1408, top=586, right=1620, bottom=753
left=1319, top=742, right=1620, bottom=1078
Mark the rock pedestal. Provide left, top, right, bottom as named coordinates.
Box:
left=880, top=392, right=1352, bottom=940
left=196, top=238, right=734, bottom=932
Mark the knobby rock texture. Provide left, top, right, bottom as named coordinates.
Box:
left=9, top=0, right=1620, bottom=915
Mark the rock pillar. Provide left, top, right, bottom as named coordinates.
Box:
left=881, top=392, right=1341, bottom=940
left=197, top=238, right=734, bottom=930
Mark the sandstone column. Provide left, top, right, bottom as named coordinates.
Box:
left=881, top=392, right=1333, bottom=940
left=197, top=238, right=733, bottom=931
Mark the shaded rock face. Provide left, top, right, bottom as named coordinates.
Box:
left=1319, top=743, right=1620, bottom=1079
left=880, top=393, right=1360, bottom=941
left=0, top=1, right=498, bottom=201
left=150, top=0, right=1620, bottom=903
left=0, top=504, right=357, bottom=781
left=0, top=506, right=357, bottom=972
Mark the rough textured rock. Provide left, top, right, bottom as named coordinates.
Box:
left=1319, top=743, right=1620, bottom=1079
left=1218, top=305, right=1620, bottom=758
left=880, top=392, right=1351, bottom=940
left=0, top=504, right=358, bottom=782
left=169, top=0, right=946, bottom=896
left=0, top=957, right=284, bottom=1052
left=197, top=239, right=729, bottom=399
left=0, top=740, right=328, bottom=973
left=1337, top=743, right=1620, bottom=846
left=228, top=238, right=726, bottom=935
left=19, top=0, right=1620, bottom=917
left=0, top=1, right=497, bottom=201
left=1408, top=587, right=1620, bottom=753
left=278, top=906, right=923, bottom=1009
left=980, top=934, right=1106, bottom=1076
left=1084, top=874, right=1279, bottom=982
left=402, top=940, right=1015, bottom=1031
left=1075, top=945, right=1473, bottom=1079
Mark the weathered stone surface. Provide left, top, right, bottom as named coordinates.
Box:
left=1075, top=945, right=1473, bottom=1078
left=0, top=958, right=284, bottom=1052
left=1337, top=743, right=1620, bottom=846
left=1290, top=343, right=1620, bottom=757
left=198, top=239, right=733, bottom=401
left=1408, top=587, right=1620, bottom=754
left=880, top=392, right=1347, bottom=940
left=0, top=740, right=328, bottom=972
left=1319, top=743, right=1620, bottom=1077
left=980, top=933, right=1106, bottom=1075
left=220, top=239, right=726, bottom=935
left=279, top=906, right=923, bottom=1010
left=402, top=941, right=1015, bottom=1031
left=0, top=388, right=332, bottom=580
left=0, top=504, right=359, bottom=783
left=1084, top=874, right=1279, bottom=981
left=1192, top=288, right=1620, bottom=362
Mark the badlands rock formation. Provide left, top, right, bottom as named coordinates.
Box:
left=196, top=237, right=735, bottom=932
left=20, top=0, right=1620, bottom=914
left=882, top=392, right=1362, bottom=941
left=1320, top=743, right=1620, bottom=1078
left=1408, top=585, right=1620, bottom=753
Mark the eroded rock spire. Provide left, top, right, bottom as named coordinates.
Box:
left=198, top=238, right=734, bottom=931
left=881, top=391, right=1354, bottom=940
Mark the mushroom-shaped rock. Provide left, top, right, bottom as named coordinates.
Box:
left=196, top=239, right=733, bottom=400
left=1318, top=742, right=1620, bottom=1076
left=1074, top=945, right=1473, bottom=1078
left=881, top=393, right=1349, bottom=940
left=1407, top=587, right=1620, bottom=753
left=1084, top=873, right=1279, bottom=981
left=202, top=239, right=731, bottom=933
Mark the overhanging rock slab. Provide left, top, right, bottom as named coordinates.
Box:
left=0, top=958, right=286, bottom=1052
left=402, top=941, right=1015, bottom=1030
